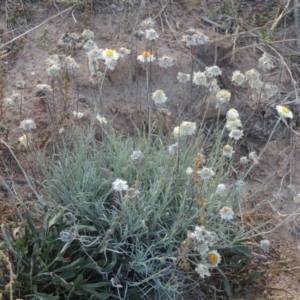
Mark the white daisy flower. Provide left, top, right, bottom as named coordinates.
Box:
left=137, top=51, right=155, bottom=63
left=226, top=108, right=239, bottom=121
left=181, top=28, right=209, bottom=47
left=208, top=78, right=220, bottom=92
left=194, top=30, right=209, bottom=45
left=194, top=226, right=218, bottom=246
left=19, top=133, right=32, bottom=147
left=46, top=64, right=61, bottom=78
left=11, top=93, right=22, bottom=106
left=245, top=69, right=260, bottom=82
left=158, top=56, right=175, bottom=68
left=96, top=114, right=107, bottom=124
left=249, top=79, right=263, bottom=90
left=263, top=83, right=278, bottom=98
left=222, top=145, right=234, bottom=158
left=249, top=151, right=259, bottom=164
left=19, top=119, right=36, bottom=131
left=193, top=71, right=207, bottom=86
left=65, top=56, right=79, bottom=71
left=216, top=89, right=231, bottom=107
left=68, top=32, right=80, bottom=41
left=186, top=167, right=193, bottom=176
left=102, top=49, right=119, bottom=62
left=46, top=54, right=65, bottom=68
left=203, top=250, right=221, bottom=267
left=83, top=40, right=98, bottom=52
left=229, top=129, right=244, bottom=140
left=59, top=230, right=74, bottom=243
left=145, top=28, right=159, bottom=40
left=240, top=156, right=248, bottom=165
left=87, top=48, right=103, bottom=61
left=168, top=142, right=178, bottom=156
left=216, top=183, right=226, bottom=195
left=181, top=34, right=198, bottom=47
left=179, top=121, right=197, bottom=136
left=258, top=53, right=275, bottom=72
left=81, top=29, right=95, bottom=40
left=225, top=119, right=242, bottom=131
left=197, top=167, right=215, bottom=180
left=119, top=47, right=131, bottom=58
left=36, top=84, right=52, bottom=93
left=188, top=227, right=218, bottom=256
left=4, top=93, right=22, bottom=107
left=105, top=59, right=117, bottom=70
left=260, top=240, right=271, bottom=253
left=130, top=150, right=144, bottom=161
left=72, top=111, right=84, bottom=119
left=173, top=126, right=180, bottom=139
left=276, top=105, right=293, bottom=119
left=197, top=242, right=210, bottom=256
left=205, top=66, right=222, bottom=78
left=187, top=230, right=196, bottom=240
left=195, top=263, right=211, bottom=278
left=124, top=188, right=140, bottom=199
left=220, top=206, right=234, bottom=221
left=140, top=18, right=156, bottom=29
left=232, top=70, right=245, bottom=86
left=112, top=178, right=128, bottom=192
left=177, top=72, right=191, bottom=83
left=4, top=97, right=14, bottom=106
left=152, top=89, right=168, bottom=104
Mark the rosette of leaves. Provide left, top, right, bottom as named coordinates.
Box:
left=0, top=207, right=139, bottom=299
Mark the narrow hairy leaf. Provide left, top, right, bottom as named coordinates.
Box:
left=217, top=267, right=232, bottom=300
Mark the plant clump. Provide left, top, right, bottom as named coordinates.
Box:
left=1, top=15, right=299, bottom=300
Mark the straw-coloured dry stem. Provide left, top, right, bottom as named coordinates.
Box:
left=192, top=153, right=209, bottom=224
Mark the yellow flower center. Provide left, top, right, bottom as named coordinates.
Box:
left=142, top=51, right=151, bottom=58
left=282, top=106, right=290, bottom=113
left=218, top=90, right=231, bottom=98
left=206, top=253, right=219, bottom=265
left=106, top=49, right=114, bottom=57
left=155, top=90, right=163, bottom=96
